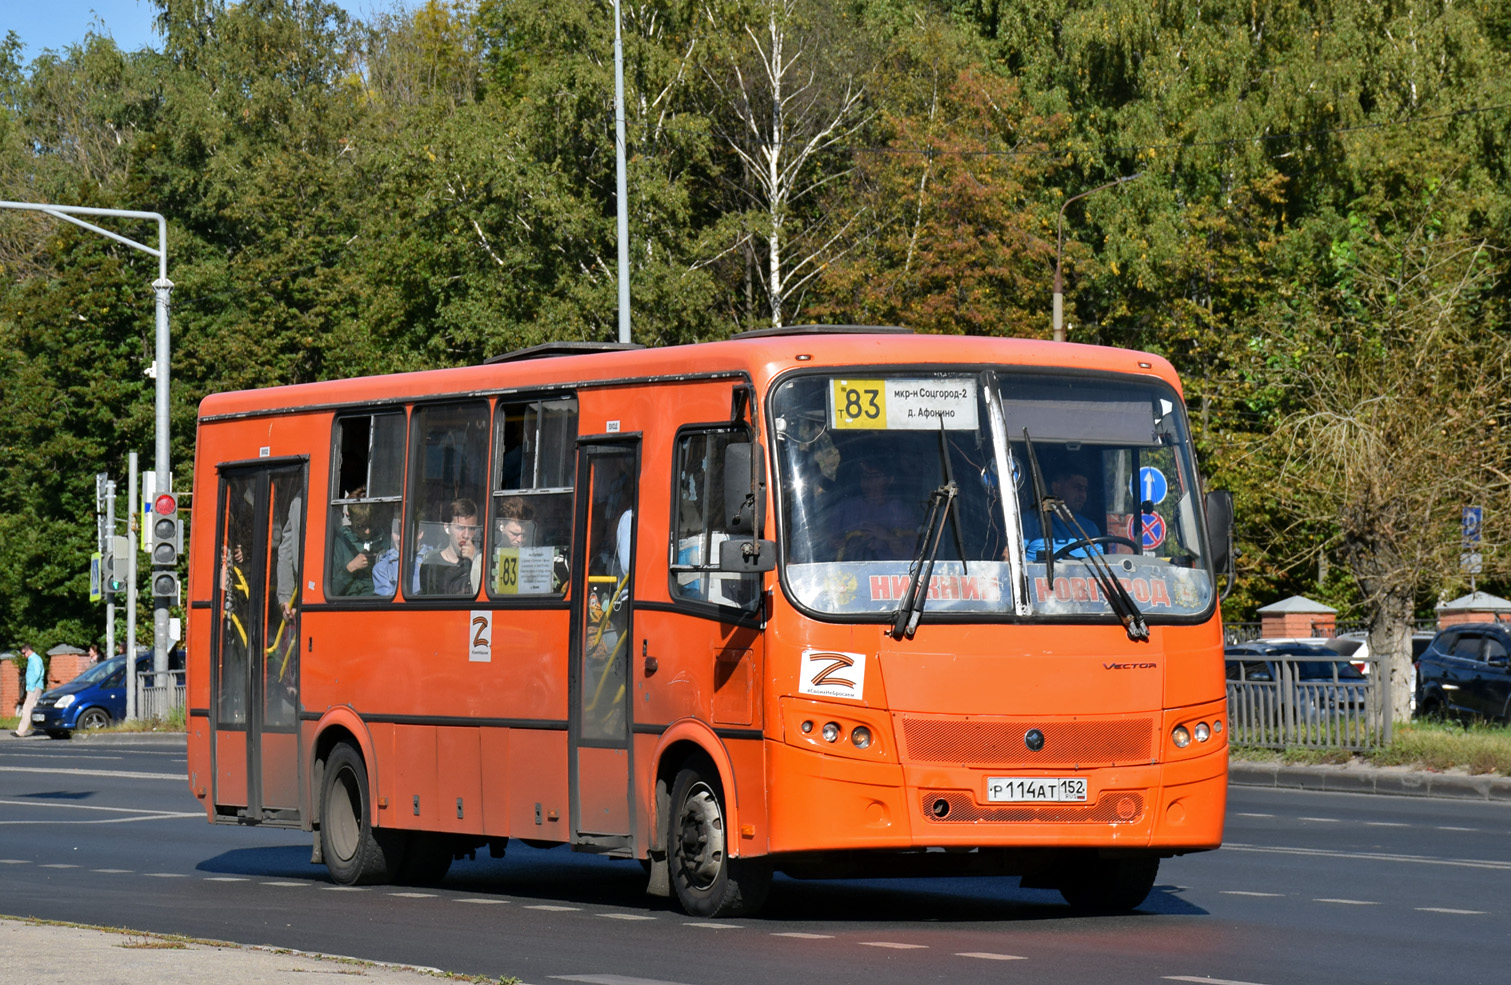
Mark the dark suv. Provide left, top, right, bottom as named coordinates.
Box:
left=1414, top=623, right=1511, bottom=724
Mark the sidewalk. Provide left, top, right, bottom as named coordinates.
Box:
left=1227, top=759, right=1511, bottom=801
left=0, top=917, right=466, bottom=985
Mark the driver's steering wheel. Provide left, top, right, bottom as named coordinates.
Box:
left=1051, top=534, right=1142, bottom=560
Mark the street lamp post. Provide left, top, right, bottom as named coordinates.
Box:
left=1052, top=173, right=1141, bottom=343
left=1, top=200, right=173, bottom=709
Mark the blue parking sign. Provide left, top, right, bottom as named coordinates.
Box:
left=1462, top=506, right=1483, bottom=544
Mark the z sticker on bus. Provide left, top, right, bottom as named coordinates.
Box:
left=469, top=610, right=492, bottom=662
left=800, top=648, right=867, bottom=701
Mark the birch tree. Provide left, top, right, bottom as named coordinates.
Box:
left=703, top=0, right=868, bottom=329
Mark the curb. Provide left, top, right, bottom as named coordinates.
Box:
left=1229, top=761, right=1511, bottom=802
left=3, top=730, right=186, bottom=747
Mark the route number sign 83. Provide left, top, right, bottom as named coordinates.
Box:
left=832, top=379, right=886, bottom=428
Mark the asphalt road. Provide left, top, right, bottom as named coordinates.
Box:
left=2, top=734, right=1508, bottom=985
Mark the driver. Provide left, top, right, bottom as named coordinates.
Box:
left=1022, top=465, right=1103, bottom=560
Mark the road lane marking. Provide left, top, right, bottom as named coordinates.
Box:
left=1220, top=891, right=1285, bottom=897
left=1363, top=821, right=1408, bottom=827
left=860, top=942, right=927, bottom=949
left=145, top=872, right=186, bottom=878
left=684, top=922, right=739, bottom=929
left=553, top=976, right=701, bottom=985
left=324, top=886, right=369, bottom=891
left=601, top=913, right=656, bottom=921
left=0, top=766, right=181, bottom=781
left=1297, top=817, right=1339, bottom=823
left=957, top=952, right=1026, bottom=961
left=1416, top=907, right=1487, bottom=914
left=1223, top=843, right=1511, bottom=872
left=456, top=898, right=507, bottom=904
left=1165, top=978, right=1276, bottom=985
left=205, top=876, right=249, bottom=882
left=526, top=905, right=581, bottom=911
left=1436, top=826, right=1477, bottom=832
left=39, top=863, right=79, bottom=869
left=0, top=798, right=200, bottom=825
left=91, top=868, right=131, bottom=873
left=388, top=892, right=436, bottom=898
left=1234, top=813, right=1274, bottom=817
left=261, top=881, right=309, bottom=887
left=772, top=932, right=833, bottom=939
left=1314, top=898, right=1378, bottom=905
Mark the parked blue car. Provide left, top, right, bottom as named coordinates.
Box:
left=29, top=653, right=171, bottom=737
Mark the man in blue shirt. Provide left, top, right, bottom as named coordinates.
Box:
left=1022, top=467, right=1103, bottom=560
left=13, top=643, right=44, bottom=737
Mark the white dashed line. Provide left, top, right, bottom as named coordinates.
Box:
left=601, top=913, right=656, bottom=921
left=957, top=952, right=1026, bottom=961
left=1314, top=898, right=1378, bottom=905
left=324, top=886, right=369, bottom=891
left=0, top=859, right=27, bottom=864
left=1221, top=890, right=1285, bottom=897
left=39, top=863, right=79, bottom=869
left=261, top=881, right=308, bottom=887
left=1298, top=817, right=1340, bottom=823
left=1364, top=821, right=1409, bottom=827
left=526, top=904, right=581, bottom=912
left=456, top=898, right=507, bottom=904
left=1165, top=977, right=1276, bottom=985
left=144, top=872, right=186, bottom=878
left=388, top=892, right=437, bottom=898
left=204, top=876, right=249, bottom=882
left=91, top=868, right=131, bottom=873
left=1436, top=826, right=1477, bottom=832
left=1416, top=907, right=1487, bottom=915
left=860, top=942, right=927, bottom=949
left=684, top=922, right=740, bottom=929
left=771, top=932, right=833, bottom=939
left=1234, top=812, right=1274, bottom=818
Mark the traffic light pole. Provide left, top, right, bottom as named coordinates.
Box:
left=105, top=479, right=117, bottom=665
left=126, top=452, right=140, bottom=721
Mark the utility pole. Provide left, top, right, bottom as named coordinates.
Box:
left=612, top=0, right=631, bottom=344
left=1052, top=173, right=1141, bottom=343
left=126, top=453, right=141, bottom=721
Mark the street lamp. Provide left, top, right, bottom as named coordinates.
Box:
left=1052, top=173, right=1141, bottom=343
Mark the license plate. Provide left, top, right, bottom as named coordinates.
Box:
left=986, top=777, right=1087, bottom=803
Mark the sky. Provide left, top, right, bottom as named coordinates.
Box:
left=3, top=1, right=415, bottom=67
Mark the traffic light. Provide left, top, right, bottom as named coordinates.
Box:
left=150, top=493, right=182, bottom=567
left=105, top=535, right=131, bottom=601
left=149, top=493, right=182, bottom=603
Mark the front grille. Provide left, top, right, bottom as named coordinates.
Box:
left=920, top=790, right=1145, bottom=824
left=899, top=715, right=1155, bottom=767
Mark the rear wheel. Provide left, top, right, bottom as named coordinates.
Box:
left=1057, top=855, right=1160, bottom=913
left=320, top=743, right=405, bottom=885
left=77, top=707, right=111, bottom=730
left=668, top=766, right=770, bottom=917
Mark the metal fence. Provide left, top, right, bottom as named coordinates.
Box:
left=135, top=671, right=186, bottom=721
left=1226, top=658, right=1391, bottom=750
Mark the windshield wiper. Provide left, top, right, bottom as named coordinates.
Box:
left=890, top=423, right=965, bottom=641
left=1020, top=428, right=1148, bottom=642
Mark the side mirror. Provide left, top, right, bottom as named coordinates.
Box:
left=723, top=441, right=765, bottom=536
left=1204, top=489, right=1235, bottom=596
left=718, top=538, right=776, bottom=573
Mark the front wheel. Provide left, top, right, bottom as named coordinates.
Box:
left=77, top=707, right=112, bottom=730
left=668, top=766, right=771, bottom=917
left=1058, top=855, right=1159, bottom=912
left=320, top=743, right=405, bottom=885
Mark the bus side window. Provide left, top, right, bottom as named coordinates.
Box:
left=328, top=411, right=406, bottom=600
left=408, top=401, right=491, bottom=598
left=487, top=397, right=576, bottom=598
left=670, top=426, right=759, bottom=609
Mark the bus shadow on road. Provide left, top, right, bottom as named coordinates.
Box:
left=192, top=842, right=1208, bottom=922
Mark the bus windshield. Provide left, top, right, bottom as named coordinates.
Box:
left=772, top=370, right=1216, bottom=622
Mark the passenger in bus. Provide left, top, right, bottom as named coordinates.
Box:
left=1021, top=464, right=1103, bottom=560
left=419, top=498, right=481, bottom=596
left=371, top=519, right=401, bottom=597
left=330, top=494, right=375, bottom=596
left=497, top=497, right=530, bottom=548
left=828, top=454, right=918, bottom=560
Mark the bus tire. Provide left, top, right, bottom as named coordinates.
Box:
left=668, top=766, right=771, bottom=917
left=1057, top=854, right=1159, bottom=912
left=320, top=742, right=404, bottom=885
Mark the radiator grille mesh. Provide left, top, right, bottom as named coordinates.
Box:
left=899, top=715, right=1154, bottom=767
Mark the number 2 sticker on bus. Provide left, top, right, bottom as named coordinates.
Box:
left=830, top=377, right=978, bottom=431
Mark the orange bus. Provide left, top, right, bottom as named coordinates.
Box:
left=185, top=327, right=1234, bottom=916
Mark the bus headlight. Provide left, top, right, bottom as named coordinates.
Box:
left=1172, top=725, right=1191, bottom=748
left=1194, top=722, right=1211, bottom=743
left=850, top=726, right=872, bottom=749
left=822, top=722, right=841, bottom=743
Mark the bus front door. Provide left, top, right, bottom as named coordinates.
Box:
left=210, top=462, right=306, bottom=824
left=569, top=440, right=638, bottom=851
